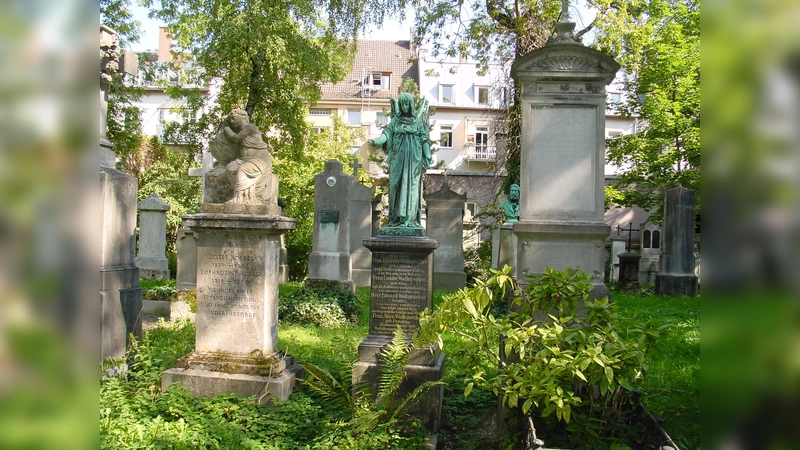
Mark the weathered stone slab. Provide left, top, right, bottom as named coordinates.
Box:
left=426, top=181, right=467, bottom=291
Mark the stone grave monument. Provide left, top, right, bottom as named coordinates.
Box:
left=349, top=159, right=377, bottom=287
left=492, top=184, right=521, bottom=278
left=162, top=109, right=299, bottom=403
left=655, top=186, right=699, bottom=296
left=135, top=194, right=171, bottom=279
left=308, top=160, right=355, bottom=291
left=100, top=25, right=142, bottom=361
left=175, top=220, right=198, bottom=291
left=357, top=93, right=444, bottom=433
left=510, top=5, right=619, bottom=297
left=426, top=178, right=467, bottom=291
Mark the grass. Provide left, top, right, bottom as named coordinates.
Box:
left=106, top=282, right=699, bottom=449
left=611, top=291, right=700, bottom=450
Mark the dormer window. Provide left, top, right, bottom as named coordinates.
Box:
left=369, top=72, right=390, bottom=90
left=439, top=84, right=453, bottom=104
left=476, top=86, right=489, bottom=105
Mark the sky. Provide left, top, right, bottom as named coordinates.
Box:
left=128, top=3, right=595, bottom=52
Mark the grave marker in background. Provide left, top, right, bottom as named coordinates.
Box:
left=656, top=186, right=699, bottom=296
left=136, top=194, right=170, bottom=279
left=426, top=179, right=467, bottom=290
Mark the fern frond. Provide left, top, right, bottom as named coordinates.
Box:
left=301, top=363, right=353, bottom=413
left=377, top=327, right=410, bottom=403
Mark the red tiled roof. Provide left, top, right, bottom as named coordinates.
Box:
left=319, top=40, right=418, bottom=100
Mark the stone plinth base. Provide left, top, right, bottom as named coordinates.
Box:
left=357, top=235, right=444, bottom=433
left=617, top=251, right=642, bottom=292
left=162, top=351, right=301, bottom=403
left=136, top=255, right=170, bottom=280
left=491, top=223, right=518, bottom=277
left=353, top=351, right=445, bottom=432
left=200, top=202, right=281, bottom=215
left=433, top=270, right=467, bottom=291
left=655, top=273, right=699, bottom=297
left=308, top=250, right=353, bottom=292
left=514, top=221, right=610, bottom=299
left=379, top=226, right=425, bottom=237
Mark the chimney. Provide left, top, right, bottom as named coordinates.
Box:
left=158, top=27, right=172, bottom=63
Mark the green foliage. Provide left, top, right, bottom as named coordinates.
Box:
left=415, top=266, right=662, bottom=447
left=275, top=117, right=365, bottom=279
left=595, top=0, right=700, bottom=220
left=301, top=327, right=438, bottom=448
left=139, top=278, right=176, bottom=300
left=464, top=239, right=493, bottom=285
left=143, top=0, right=403, bottom=158
left=279, top=284, right=359, bottom=328
left=135, top=139, right=201, bottom=251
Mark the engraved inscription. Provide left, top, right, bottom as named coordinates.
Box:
left=370, top=253, right=429, bottom=336
left=320, top=209, right=339, bottom=224
left=197, top=248, right=261, bottom=319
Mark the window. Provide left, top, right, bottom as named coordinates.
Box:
left=474, top=127, right=489, bottom=158
left=651, top=230, right=661, bottom=249
left=376, top=113, right=389, bottom=126
left=607, top=92, right=622, bottom=113
left=309, top=108, right=331, bottom=116
left=476, top=86, right=489, bottom=105
left=182, top=109, right=197, bottom=124
left=370, top=72, right=390, bottom=90
left=312, top=126, right=326, bottom=134
left=347, top=110, right=361, bottom=125
left=439, top=125, right=453, bottom=148
left=642, top=230, right=651, bottom=249
left=465, top=201, right=478, bottom=221
left=440, top=84, right=453, bottom=104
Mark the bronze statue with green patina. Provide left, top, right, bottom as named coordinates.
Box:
left=369, top=92, right=431, bottom=236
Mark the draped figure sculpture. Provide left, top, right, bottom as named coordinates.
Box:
left=210, top=108, right=272, bottom=205
left=369, top=93, right=431, bottom=231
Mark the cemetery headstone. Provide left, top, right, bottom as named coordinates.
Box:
left=100, top=25, right=142, bottom=361
left=655, top=186, right=699, bottom=296
left=135, top=194, right=170, bottom=279
left=278, top=198, right=289, bottom=283
left=426, top=179, right=467, bottom=290
left=359, top=93, right=444, bottom=433
left=607, top=236, right=627, bottom=283
left=162, top=111, right=298, bottom=403
left=308, top=160, right=354, bottom=291
left=349, top=160, right=376, bottom=287
left=510, top=10, right=619, bottom=297
left=175, top=220, right=198, bottom=291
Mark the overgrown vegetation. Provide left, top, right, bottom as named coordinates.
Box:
left=139, top=278, right=176, bottom=300
left=102, top=278, right=699, bottom=449
left=416, top=267, right=669, bottom=448
left=464, top=239, right=492, bottom=284
left=279, top=284, right=360, bottom=328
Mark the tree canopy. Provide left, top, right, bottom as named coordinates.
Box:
left=594, top=0, right=700, bottom=219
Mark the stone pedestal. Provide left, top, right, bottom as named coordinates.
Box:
left=176, top=223, right=198, bottom=291
left=162, top=213, right=299, bottom=403
left=491, top=223, right=518, bottom=278
left=426, top=181, right=467, bottom=291
left=136, top=195, right=171, bottom=279
left=617, top=251, right=642, bottom=291
left=655, top=187, right=699, bottom=296
left=510, top=35, right=619, bottom=298
left=101, top=161, right=143, bottom=361
left=354, top=236, right=444, bottom=432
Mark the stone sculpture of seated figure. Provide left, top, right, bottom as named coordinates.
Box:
left=221, top=108, right=272, bottom=205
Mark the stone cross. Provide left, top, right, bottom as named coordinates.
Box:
left=349, top=158, right=362, bottom=178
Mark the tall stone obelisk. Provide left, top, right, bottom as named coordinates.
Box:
left=510, top=0, right=620, bottom=297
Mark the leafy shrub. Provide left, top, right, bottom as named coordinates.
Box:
left=415, top=266, right=665, bottom=448
left=167, top=251, right=177, bottom=278
left=279, top=284, right=359, bottom=328
left=464, top=239, right=492, bottom=284
left=140, top=278, right=176, bottom=300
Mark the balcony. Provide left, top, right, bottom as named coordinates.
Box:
left=465, top=144, right=497, bottom=161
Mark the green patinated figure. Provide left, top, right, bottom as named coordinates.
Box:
left=369, top=92, right=431, bottom=231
